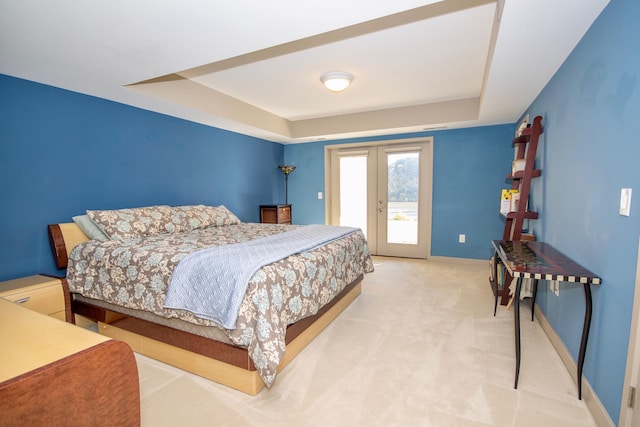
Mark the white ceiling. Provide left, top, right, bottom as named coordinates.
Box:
left=0, top=0, right=609, bottom=143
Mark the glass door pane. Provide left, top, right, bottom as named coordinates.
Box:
left=339, top=155, right=368, bottom=238
left=386, top=152, right=419, bottom=244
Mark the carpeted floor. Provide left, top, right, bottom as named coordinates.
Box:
left=135, top=256, right=597, bottom=426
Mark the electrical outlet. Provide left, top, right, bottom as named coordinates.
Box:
left=458, top=234, right=465, bottom=243
left=317, top=191, right=323, bottom=200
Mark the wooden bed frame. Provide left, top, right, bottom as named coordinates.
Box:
left=48, top=223, right=362, bottom=395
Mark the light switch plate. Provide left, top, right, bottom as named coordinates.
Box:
left=620, top=188, right=632, bottom=216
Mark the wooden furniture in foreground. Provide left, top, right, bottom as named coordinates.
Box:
left=492, top=116, right=543, bottom=306
left=491, top=240, right=601, bottom=399
left=0, top=298, right=140, bottom=426
left=260, top=204, right=292, bottom=224
left=47, top=221, right=362, bottom=395
left=0, top=275, right=64, bottom=320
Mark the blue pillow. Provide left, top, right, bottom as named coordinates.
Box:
left=72, top=214, right=108, bottom=241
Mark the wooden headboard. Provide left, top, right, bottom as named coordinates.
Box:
left=48, top=223, right=89, bottom=269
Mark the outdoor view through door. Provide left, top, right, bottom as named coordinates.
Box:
left=328, top=139, right=432, bottom=259
left=386, top=151, right=419, bottom=245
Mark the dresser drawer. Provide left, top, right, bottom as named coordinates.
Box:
left=0, top=276, right=64, bottom=316
left=277, top=206, right=291, bottom=222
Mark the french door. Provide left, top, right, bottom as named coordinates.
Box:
left=327, top=139, right=432, bottom=258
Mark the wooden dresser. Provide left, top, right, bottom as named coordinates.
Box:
left=0, top=298, right=140, bottom=425
left=260, top=204, right=292, bottom=224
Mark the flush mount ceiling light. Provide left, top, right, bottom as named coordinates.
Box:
left=320, top=71, right=353, bottom=92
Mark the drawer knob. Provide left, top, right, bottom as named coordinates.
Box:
left=15, top=297, right=30, bottom=304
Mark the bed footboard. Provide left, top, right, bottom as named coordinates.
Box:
left=73, top=276, right=362, bottom=395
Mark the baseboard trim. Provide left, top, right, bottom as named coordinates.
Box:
left=535, top=305, right=615, bottom=427
left=428, top=256, right=487, bottom=266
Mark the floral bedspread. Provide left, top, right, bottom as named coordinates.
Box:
left=66, top=223, right=374, bottom=387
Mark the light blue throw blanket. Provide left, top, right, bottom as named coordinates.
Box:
left=164, top=224, right=357, bottom=329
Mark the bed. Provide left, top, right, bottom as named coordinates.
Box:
left=48, top=204, right=373, bottom=395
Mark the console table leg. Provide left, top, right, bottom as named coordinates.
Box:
left=514, top=276, right=522, bottom=389
left=577, top=283, right=593, bottom=400
left=493, top=252, right=499, bottom=316
left=531, top=279, right=538, bottom=322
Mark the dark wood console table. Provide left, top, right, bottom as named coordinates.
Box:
left=491, top=240, right=601, bottom=399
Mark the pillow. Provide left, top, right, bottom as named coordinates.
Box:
left=172, top=205, right=241, bottom=230
left=87, top=205, right=183, bottom=240
left=72, top=214, right=108, bottom=241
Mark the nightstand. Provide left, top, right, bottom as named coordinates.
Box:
left=0, top=275, right=65, bottom=320
left=260, top=204, right=292, bottom=224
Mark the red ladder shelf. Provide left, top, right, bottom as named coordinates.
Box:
left=495, top=115, right=543, bottom=305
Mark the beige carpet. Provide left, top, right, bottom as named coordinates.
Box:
left=135, top=256, right=597, bottom=426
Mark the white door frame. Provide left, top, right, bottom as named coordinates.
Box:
left=324, top=137, right=433, bottom=259
left=619, top=237, right=640, bottom=426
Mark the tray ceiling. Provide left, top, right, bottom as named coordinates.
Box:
left=0, top=0, right=610, bottom=143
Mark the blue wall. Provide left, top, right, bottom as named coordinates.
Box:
left=284, top=125, right=514, bottom=259
left=0, top=75, right=285, bottom=281
left=521, top=0, right=640, bottom=422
